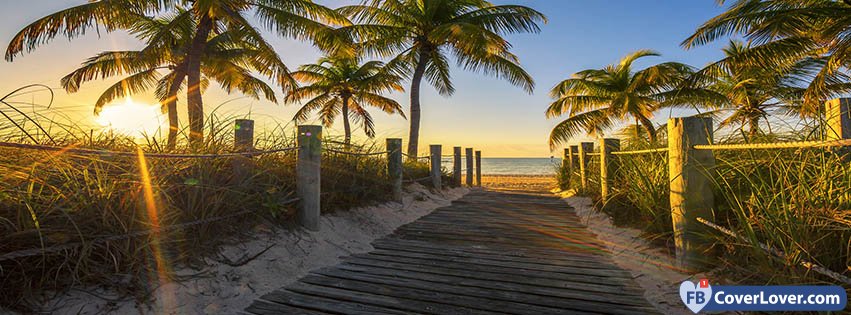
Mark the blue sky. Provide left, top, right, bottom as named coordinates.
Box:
left=0, top=0, right=731, bottom=156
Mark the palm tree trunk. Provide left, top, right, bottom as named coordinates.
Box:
left=185, top=13, right=213, bottom=148
left=407, top=46, right=430, bottom=159
left=165, top=68, right=185, bottom=151
left=342, top=96, right=352, bottom=144
left=748, top=116, right=760, bottom=140
left=637, top=115, right=658, bottom=143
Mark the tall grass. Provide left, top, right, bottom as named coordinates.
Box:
left=562, top=131, right=851, bottom=285
left=0, top=89, right=433, bottom=311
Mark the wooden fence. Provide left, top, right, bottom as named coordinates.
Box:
left=561, top=98, right=851, bottom=270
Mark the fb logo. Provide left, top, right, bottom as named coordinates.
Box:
left=680, top=279, right=712, bottom=313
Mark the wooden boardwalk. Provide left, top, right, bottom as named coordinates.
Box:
left=245, top=189, right=659, bottom=315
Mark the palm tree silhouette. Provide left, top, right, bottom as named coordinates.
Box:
left=338, top=0, right=546, bottom=157
left=6, top=0, right=348, bottom=146
left=287, top=56, right=405, bottom=144
left=60, top=10, right=280, bottom=149
left=546, top=50, right=718, bottom=149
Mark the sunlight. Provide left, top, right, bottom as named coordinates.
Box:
left=95, top=98, right=164, bottom=136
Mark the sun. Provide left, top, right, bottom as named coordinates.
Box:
left=95, top=98, right=165, bottom=137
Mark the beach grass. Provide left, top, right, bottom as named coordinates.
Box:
left=0, top=111, right=440, bottom=311
left=565, top=132, right=851, bottom=285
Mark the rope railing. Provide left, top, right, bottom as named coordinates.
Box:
left=693, top=139, right=851, bottom=151
left=696, top=217, right=851, bottom=286
left=401, top=152, right=431, bottom=160
left=0, top=197, right=300, bottom=262
left=324, top=148, right=389, bottom=156
left=611, top=147, right=669, bottom=155
left=0, top=141, right=299, bottom=159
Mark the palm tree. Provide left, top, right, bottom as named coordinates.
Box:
left=682, top=0, right=851, bottom=115
left=287, top=56, right=406, bottom=144
left=546, top=50, right=718, bottom=149
left=5, top=0, right=348, bottom=146
left=60, top=10, right=279, bottom=149
left=338, top=0, right=546, bottom=157
left=689, top=40, right=806, bottom=138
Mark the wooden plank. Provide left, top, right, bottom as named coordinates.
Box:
left=245, top=299, right=331, bottom=315
left=372, top=238, right=617, bottom=264
left=365, top=249, right=634, bottom=279
left=344, top=255, right=636, bottom=289
left=335, top=262, right=644, bottom=299
left=316, top=267, right=656, bottom=314
left=286, top=281, right=496, bottom=315
left=300, top=273, right=575, bottom=315
left=259, top=290, right=410, bottom=315
left=371, top=239, right=620, bottom=269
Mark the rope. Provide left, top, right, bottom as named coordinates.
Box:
left=403, top=175, right=432, bottom=183
left=693, top=139, right=851, bottom=151
left=0, top=141, right=298, bottom=159
left=612, top=148, right=669, bottom=155
left=586, top=152, right=601, bottom=156
left=0, top=197, right=300, bottom=262
left=696, top=217, right=851, bottom=286
left=324, top=148, right=389, bottom=156
left=401, top=153, right=430, bottom=160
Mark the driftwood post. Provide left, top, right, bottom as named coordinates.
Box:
left=600, top=138, right=620, bottom=202
left=475, top=150, right=482, bottom=187
left=430, top=145, right=442, bottom=189
left=297, top=125, right=322, bottom=231
left=232, top=119, right=255, bottom=182
left=826, top=98, right=851, bottom=141
left=386, top=138, right=403, bottom=202
left=453, top=146, right=462, bottom=186
left=465, top=148, right=474, bottom=186
left=668, top=117, right=715, bottom=270
left=578, top=142, right=594, bottom=190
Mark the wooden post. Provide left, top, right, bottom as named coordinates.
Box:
left=297, top=125, right=322, bottom=231
left=386, top=138, right=403, bottom=202
left=578, top=142, right=594, bottom=190
left=825, top=98, right=851, bottom=141
left=475, top=150, right=482, bottom=187
left=453, top=146, right=462, bottom=186
left=234, top=119, right=254, bottom=151
left=465, top=148, right=474, bottom=186
left=668, top=117, right=715, bottom=270
left=600, top=138, right=620, bottom=202
left=430, top=145, right=442, bottom=189
left=232, top=119, right=254, bottom=183
left=569, top=145, right=580, bottom=176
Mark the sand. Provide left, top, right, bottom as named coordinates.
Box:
left=556, top=191, right=715, bottom=315
left=479, top=174, right=556, bottom=191
left=39, top=184, right=468, bottom=315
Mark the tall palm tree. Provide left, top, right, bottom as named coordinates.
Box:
left=546, top=50, right=718, bottom=149
left=60, top=10, right=280, bottom=149
left=690, top=40, right=806, bottom=138
left=338, top=0, right=546, bottom=157
left=682, top=0, right=851, bottom=115
left=5, top=0, right=348, bottom=146
left=287, top=56, right=406, bottom=144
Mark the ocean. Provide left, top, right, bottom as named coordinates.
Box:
left=441, top=157, right=562, bottom=175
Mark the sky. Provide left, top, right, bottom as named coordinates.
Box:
left=0, top=0, right=732, bottom=157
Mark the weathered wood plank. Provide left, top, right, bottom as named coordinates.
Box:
left=245, top=189, right=661, bottom=315
left=315, top=267, right=655, bottom=313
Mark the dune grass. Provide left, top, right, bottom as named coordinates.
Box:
left=0, top=96, right=440, bottom=311
left=560, top=131, right=851, bottom=286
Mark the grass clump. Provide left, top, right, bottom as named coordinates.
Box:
left=562, top=131, right=851, bottom=286
left=0, top=112, right=418, bottom=311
